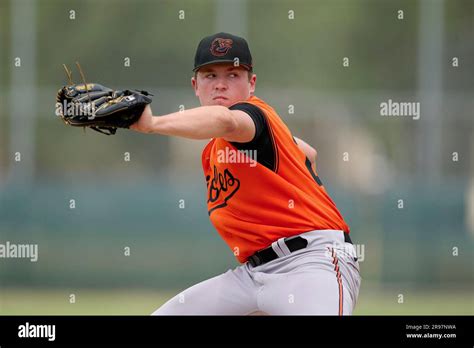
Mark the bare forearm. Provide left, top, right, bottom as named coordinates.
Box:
left=148, top=106, right=235, bottom=139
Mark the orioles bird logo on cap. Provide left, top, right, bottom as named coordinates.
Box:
left=210, top=38, right=233, bottom=57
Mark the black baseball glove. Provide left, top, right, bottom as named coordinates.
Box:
left=56, top=82, right=153, bottom=135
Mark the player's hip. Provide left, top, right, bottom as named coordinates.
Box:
left=247, top=229, right=360, bottom=270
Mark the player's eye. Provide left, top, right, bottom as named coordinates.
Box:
left=229, top=73, right=238, bottom=78
left=206, top=74, right=215, bottom=78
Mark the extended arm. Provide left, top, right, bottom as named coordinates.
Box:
left=131, top=106, right=316, bottom=164
left=130, top=104, right=256, bottom=141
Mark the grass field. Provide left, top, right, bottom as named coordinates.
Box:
left=1, top=284, right=472, bottom=315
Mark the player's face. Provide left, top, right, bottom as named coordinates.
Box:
left=191, top=64, right=256, bottom=107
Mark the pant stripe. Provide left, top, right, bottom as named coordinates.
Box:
left=331, top=248, right=343, bottom=315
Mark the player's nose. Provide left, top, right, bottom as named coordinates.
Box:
left=214, top=80, right=228, bottom=91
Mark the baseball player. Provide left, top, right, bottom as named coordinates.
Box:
left=130, top=32, right=361, bottom=315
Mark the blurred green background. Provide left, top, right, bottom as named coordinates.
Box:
left=0, top=0, right=473, bottom=315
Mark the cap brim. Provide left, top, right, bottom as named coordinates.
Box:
left=193, top=60, right=252, bottom=72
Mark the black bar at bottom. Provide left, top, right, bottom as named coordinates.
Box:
left=0, top=315, right=472, bottom=346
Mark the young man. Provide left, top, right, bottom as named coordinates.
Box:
left=131, top=32, right=361, bottom=315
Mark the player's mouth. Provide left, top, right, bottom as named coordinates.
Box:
left=213, top=96, right=228, bottom=101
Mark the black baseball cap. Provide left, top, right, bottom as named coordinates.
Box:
left=193, top=32, right=253, bottom=72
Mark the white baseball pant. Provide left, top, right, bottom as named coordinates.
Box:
left=152, top=229, right=361, bottom=315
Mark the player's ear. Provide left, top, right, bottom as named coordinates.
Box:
left=191, top=76, right=199, bottom=96
left=249, top=74, right=256, bottom=95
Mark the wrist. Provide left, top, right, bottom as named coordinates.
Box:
left=147, top=115, right=158, bottom=134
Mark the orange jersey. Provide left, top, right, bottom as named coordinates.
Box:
left=201, top=96, right=350, bottom=263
